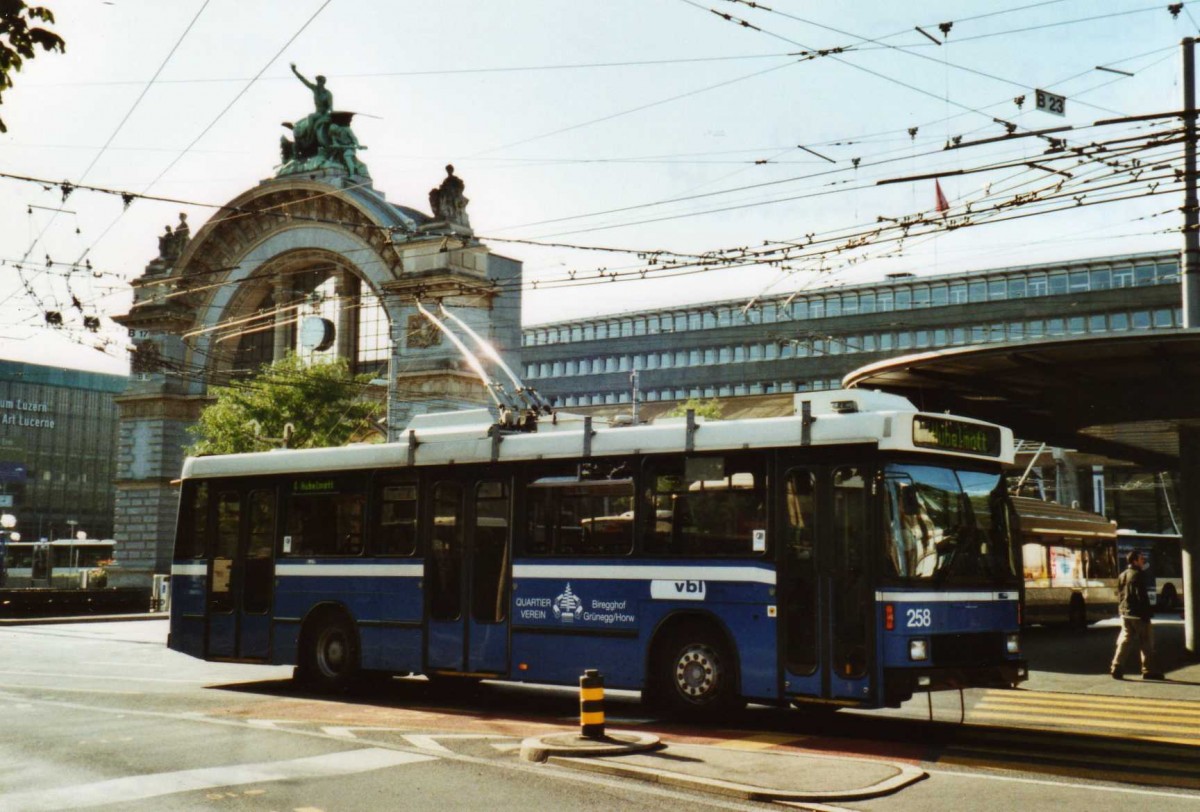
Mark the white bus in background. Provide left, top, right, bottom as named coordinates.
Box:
left=2, top=539, right=115, bottom=589
left=1016, top=496, right=1119, bottom=628
left=1116, top=531, right=1184, bottom=613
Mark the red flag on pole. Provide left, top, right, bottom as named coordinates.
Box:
left=935, top=180, right=950, bottom=215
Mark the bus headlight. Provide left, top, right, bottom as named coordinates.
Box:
left=909, top=639, right=929, bottom=661
left=1006, top=633, right=1021, bottom=654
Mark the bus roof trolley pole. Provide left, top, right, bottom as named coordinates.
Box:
left=438, top=303, right=554, bottom=419
left=413, top=299, right=521, bottom=427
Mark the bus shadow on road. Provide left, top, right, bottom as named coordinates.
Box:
left=205, top=672, right=593, bottom=721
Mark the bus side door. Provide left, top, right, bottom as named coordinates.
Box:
left=425, top=476, right=511, bottom=676
left=779, top=462, right=874, bottom=704
left=206, top=485, right=276, bottom=661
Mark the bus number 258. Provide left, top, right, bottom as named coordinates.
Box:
left=906, top=608, right=931, bottom=628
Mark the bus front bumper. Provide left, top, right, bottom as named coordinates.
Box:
left=884, top=660, right=1028, bottom=704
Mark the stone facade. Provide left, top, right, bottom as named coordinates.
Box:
left=112, top=168, right=522, bottom=586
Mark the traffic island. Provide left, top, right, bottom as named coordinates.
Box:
left=540, top=741, right=927, bottom=803
left=519, top=730, right=662, bottom=763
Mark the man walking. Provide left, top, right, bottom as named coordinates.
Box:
left=1110, top=550, right=1165, bottom=680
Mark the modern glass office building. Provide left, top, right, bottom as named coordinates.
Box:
left=520, top=250, right=1184, bottom=534
left=0, top=360, right=125, bottom=541
left=521, top=251, right=1181, bottom=408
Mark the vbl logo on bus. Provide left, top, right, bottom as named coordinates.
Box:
left=650, top=579, right=707, bottom=601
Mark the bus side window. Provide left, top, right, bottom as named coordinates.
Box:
left=178, top=482, right=209, bottom=559
left=784, top=470, right=815, bottom=560
left=375, top=482, right=418, bottom=556
left=784, top=468, right=817, bottom=675
left=284, top=478, right=365, bottom=557
left=474, top=480, right=510, bottom=623
left=832, top=466, right=869, bottom=679
left=527, top=462, right=634, bottom=557
left=643, top=455, right=766, bottom=557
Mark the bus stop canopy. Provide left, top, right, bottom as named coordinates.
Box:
left=843, top=330, right=1200, bottom=469
left=845, top=330, right=1200, bottom=655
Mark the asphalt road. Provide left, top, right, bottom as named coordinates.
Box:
left=1, top=618, right=1199, bottom=811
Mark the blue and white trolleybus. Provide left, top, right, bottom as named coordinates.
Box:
left=168, top=388, right=1026, bottom=715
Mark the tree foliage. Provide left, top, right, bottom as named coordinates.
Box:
left=663, top=398, right=723, bottom=420
left=188, top=354, right=384, bottom=456
left=0, top=2, right=66, bottom=134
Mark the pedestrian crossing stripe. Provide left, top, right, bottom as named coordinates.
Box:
left=977, top=689, right=1200, bottom=716
left=974, top=700, right=1200, bottom=724
left=964, top=710, right=1200, bottom=748
left=966, top=689, right=1200, bottom=745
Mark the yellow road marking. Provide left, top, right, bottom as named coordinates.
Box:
left=715, top=732, right=809, bottom=751
left=970, top=709, right=1200, bottom=744
left=979, top=690, right=1200, bottom=715
left=974, top=700, right=1200, bottom=727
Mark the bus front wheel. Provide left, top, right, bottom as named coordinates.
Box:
left=298, top=612, right=360, bottom=692
left=651, top=623, right=742, bottom=718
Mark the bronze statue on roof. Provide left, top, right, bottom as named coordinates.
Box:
left=278, top=64, right=369, bottom=178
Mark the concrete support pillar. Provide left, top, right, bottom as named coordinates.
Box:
left=1178, top=426, right=1200, bottom=655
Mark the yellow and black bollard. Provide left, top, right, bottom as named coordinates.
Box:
left=579, top=668, right=605, bottom=739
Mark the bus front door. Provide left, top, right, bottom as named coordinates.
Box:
left=426, top=478, right=511, bottom=676
left=206, top=486, right=275, bottom=661
left=780, top=464, right=874, bottom=705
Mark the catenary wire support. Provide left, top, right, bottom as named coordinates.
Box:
left=685, top=408, right=697, bottom=453
left=583, top=416, right=593, bottom=458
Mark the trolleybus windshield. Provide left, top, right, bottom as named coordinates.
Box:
left=883, top=463, right=1018, bottom=583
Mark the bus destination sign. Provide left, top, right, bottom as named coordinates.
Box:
left=912, top=415, right=1001, bottom=457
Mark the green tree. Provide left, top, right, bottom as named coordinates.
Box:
left=188, top=354, right=384, bottom=456
left=0, top=2, right=65, bottom=134
left=663, top=398, right=723, bottom=419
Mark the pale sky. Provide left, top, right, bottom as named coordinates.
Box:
left=0, top=0, right=1195, bottom=375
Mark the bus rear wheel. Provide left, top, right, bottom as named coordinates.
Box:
left=298, top=612, right=360, bottom=693
left=651, top=624, right=741, bottom=718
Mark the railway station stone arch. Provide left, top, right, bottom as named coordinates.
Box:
left=112, top=170, right=522, bottom=588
